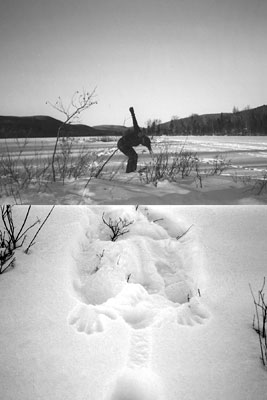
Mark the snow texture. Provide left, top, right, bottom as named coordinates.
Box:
left=68, top=206, right=209, bottom=335
left=67, top=206, right=209, bottom=400
left=1, top=205, right=267, bottom=400
left=106, top=367, right=165, bottom=400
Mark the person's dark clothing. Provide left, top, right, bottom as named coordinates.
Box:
left=117, top=107, right=152, bottom=173
left=117, top=138, right=138, bottom=173
left=141, top=136, right=152, bottom=152
left=117, top=131, right=151, bottom=173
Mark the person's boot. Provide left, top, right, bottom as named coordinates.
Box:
left=126, top=156, right=137, bottom=173
left=126, top=159, right=135, bottom=173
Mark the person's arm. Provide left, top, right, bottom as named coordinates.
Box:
left=129, top=107, right=142, bottom=136
left=141, top=135, right=152, bottom=153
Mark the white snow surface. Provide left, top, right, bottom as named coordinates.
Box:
left=0, top=205, right=267, bottom=400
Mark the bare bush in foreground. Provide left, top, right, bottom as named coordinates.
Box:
left=250, top=278, right=267, bottom=367
left=0, top=139, right=105, bottom=202
left=47, top=88, right=97, bottom=182
left=0, top=205, right=54, bottom=274
left=54, top=137, right=103, bottom=184
left=0, top=139, right=52, bottom=202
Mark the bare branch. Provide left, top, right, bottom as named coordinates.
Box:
left=176, top=224, right=193, bottom=240
left=102, top=213, right=134, bottom=242
left=47, top=87, right=97, bottom=182
left=25, top=206, right=55, bottom=254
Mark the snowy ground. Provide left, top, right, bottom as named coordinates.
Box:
left=0, top=205, right=266, bottom=400
left=1, top=136, right=267, bottom=205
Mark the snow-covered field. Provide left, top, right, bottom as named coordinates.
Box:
left=0, top=205, right=266, bottom=400
left=1, top=136, right=267, bottom=205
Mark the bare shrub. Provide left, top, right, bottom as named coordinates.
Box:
left=194, top=155, right=231, bottom=188
left=207, top=155, right=231, bottom=176
left=138, top=151, right=170, bottom=186
left=102, top=213, right=134, bottom=242
left=179, top=151, right=199, bottom=178
left=0, top=138, right=107, bottom=201
left=231, top=172, right=267, bottom=196
left=0, top=205, right=54, bottom=274
left=0, top=139, right=52, bottom=202
left=252, top=173, right=267, bottom=195
left=138, top=148, right=199, bottom=186
left=53, top=137, right=100, bottom=184
left=249, top=278, right=267, bottom=367
left=47, top=88, right=97, bottom=182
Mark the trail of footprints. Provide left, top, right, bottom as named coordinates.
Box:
left=67, top=207, right=210, bottom=400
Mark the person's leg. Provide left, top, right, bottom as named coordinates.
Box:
left=126, top=148, right=138, bottom=173
left=117, top=139, right=129, bottom=157
left=118, top=139, right=138, bottom=173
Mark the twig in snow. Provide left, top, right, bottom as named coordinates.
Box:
left=176, top=224, right=193, bottom=240
left=24, top=206, right=55, bottom=254
left=153, top=218, right=164, bottom=223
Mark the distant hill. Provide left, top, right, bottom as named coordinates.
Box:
left=0, top=115, right=122, bottom=139
left=93, top=125, right=128, bottom=134
left=157, top=105, right=267, bottom=136
left=1, top=105, right=267, bottom=138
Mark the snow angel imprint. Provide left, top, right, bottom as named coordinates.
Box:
left=68, top=207, right=209, bottom=334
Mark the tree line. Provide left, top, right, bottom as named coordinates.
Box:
left=146, top=105, right=267, bottom=136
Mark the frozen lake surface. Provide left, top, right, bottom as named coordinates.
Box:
left=1, top=136, right=267, bottom=204
left=2, top=135, right=267, bottom=173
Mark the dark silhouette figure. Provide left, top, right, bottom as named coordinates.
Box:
left=117, top=107, right=152, bottom=173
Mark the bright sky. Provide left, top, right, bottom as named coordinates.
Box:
left=0, top=0, right=266, bottom=127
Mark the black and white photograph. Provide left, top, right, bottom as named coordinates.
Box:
left=0, top=1, right=267, bottom=399
left=0, top=0, right=267, bottom=204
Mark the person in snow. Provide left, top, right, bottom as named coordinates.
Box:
left=117, top=107, right=152, bottom=173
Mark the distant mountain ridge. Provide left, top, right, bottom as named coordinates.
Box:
left=1, top=105, right=267, bottom=138
left=0, top=115, right=123, bottom=139
left=93, top=124, right=128, bottom=133
left=158, top=105, right=267, bottom=135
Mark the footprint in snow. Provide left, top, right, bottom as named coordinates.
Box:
left=68, top=303, right=118, bottom=334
